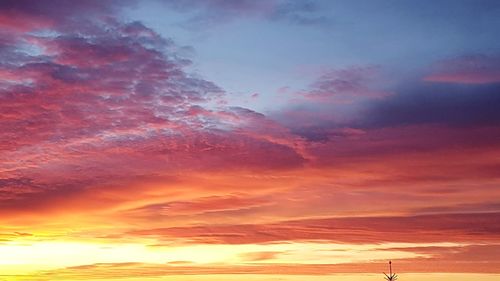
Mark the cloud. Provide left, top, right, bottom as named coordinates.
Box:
left=158, top=0, right=330, bottom=28
left=0, top=0, right=308, bottom=216
left=424, top=54, right=500, bottom=84
left=361, top=82, right=500, bottom=128
left=239, top=251, right=282, bottom=261
left=0, top=231, right=32, bottom=242
left=268, top=0, right=330, bottom=26
left=0, top=0, right=131, bottom=32
left=271, top=65, right=390, bottom=141
left=413, top=202, right=500, bottom=215
left=274, top=60, right=500, bottom=145
left=127, top=212, right=500, bottom=245
left=298, top=66, right=388, bottom=102
left=384, top=244, right=500, bottom=262
left=127, top=194, right=273, bottom=217
left=10, top=257, right=500, bottom=281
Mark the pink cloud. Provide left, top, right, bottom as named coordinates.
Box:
left=0, top=11, right=53, bottom=32
left=0, top=0, right=310, bottom=213
left=128, top=212, right=500, bottom=245
left=129, top=195, right=272, bottom=217
left=297, top=66, right=390, bottom=103
left=425, top=54, right=500, bottom=84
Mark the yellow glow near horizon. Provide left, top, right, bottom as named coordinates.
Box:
left=2, top=273, right=500, bottom=281
left=0, top=240, right=463, bottom=275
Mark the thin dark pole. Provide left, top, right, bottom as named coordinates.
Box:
left=383, top=260, right=397, bottom=281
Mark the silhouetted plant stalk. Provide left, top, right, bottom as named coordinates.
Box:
left=383, top=261, right=398, bottom=281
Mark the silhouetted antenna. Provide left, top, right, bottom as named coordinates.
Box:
left=383, top=261, right=398, bottom=281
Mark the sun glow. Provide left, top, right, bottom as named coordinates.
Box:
left=0, top=240, right=462, bottom=276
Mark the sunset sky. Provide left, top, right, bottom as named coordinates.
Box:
left=1, top=0, right=500, bottom=280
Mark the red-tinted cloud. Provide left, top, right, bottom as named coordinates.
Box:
left=128, top=212, right=500, bottom=245
left=0, top=1, right=307, bottom=212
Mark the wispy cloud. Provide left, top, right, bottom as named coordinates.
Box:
left=425, top=54, right=500, bottom=84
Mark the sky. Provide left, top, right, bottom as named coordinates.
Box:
left=1, top=0, right=500, bottom=280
